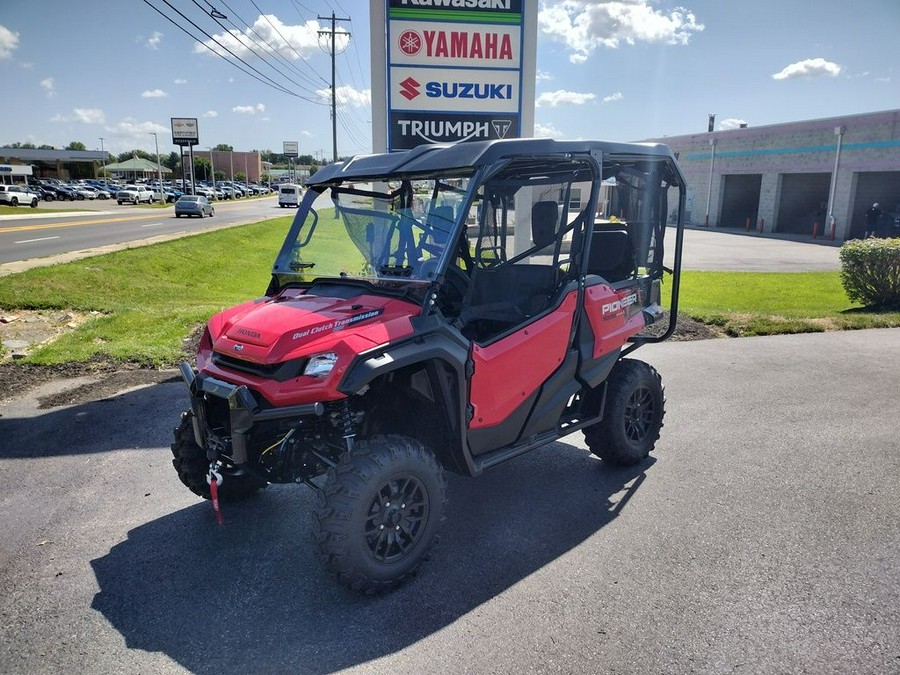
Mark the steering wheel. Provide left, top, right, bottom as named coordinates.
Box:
left=419, top=259, right=470, bottom=313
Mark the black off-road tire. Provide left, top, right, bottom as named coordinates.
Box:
left=314, top=435, right=447, bottom=594
left=170, top=410, right=267, bottom=501
left=583, top=359, right=665, bottom=466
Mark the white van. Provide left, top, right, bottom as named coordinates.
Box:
left=278, top=184, right=302, bottom=208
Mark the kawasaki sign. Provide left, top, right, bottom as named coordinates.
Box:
left=385, top=0, right=525, bottom=151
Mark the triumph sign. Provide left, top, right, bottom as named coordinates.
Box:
left=390, top=111, right=516, bottom=149
left=384, top=0, right=526, bottom=151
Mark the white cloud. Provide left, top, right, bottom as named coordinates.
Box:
left=536, top=89, right=596, bottom=107
left=49, top=108, right=107, bottom=124
left=202, top=110, right=218, bottom=118
left=233, top=103, right=266, bottom=115
left=0, top=25, right=19, bottom=60
left=146, top=31, right=163, bottom=50
left=174, top=78, right=187, bottom=85
left=301, top=130, right=314, bottom=138
left=195, top=14, right=346, bottom=61
left=718, top=117, right=747, bottom=130
left=315, top=85, right=371, bottom=108
left=40, top=77, right=56, bottom=98
left=539, top=0, right=704, bottom=63
left=103, top=117, right=169, bottom=152
left=73, top=108, right=106, bottom=124
left=602, top=91, right=624, bottom=103
left=534, top=122, right=565, bottom=139
left=536, top=69, right=553, bottom=81
left=141, top=89, right=168, bottom=98
left=772, top=57, right=841, bottom=80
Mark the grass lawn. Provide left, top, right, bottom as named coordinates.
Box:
left=1, top=216, right=899, bottom=365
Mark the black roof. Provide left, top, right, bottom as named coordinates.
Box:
left=307, top=138, right=683, bottom=186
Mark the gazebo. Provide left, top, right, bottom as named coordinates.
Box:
left=102, top=157, right=170, bottom=182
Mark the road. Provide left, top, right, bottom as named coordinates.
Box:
left=0, top=329, right=897, bottom=673
left=0, top=196, right=290, bottom=267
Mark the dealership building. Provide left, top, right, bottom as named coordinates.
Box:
left=647, top=108, right=900, bottom=241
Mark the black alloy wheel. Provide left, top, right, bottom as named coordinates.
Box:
left=315, top=435, right=446, bottom=593
left=583, top=359, right=665, bottom=466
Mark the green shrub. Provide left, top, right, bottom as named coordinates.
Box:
left=839, top=238, right=900, bottom=309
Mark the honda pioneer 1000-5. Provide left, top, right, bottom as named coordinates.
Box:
left=173, top=138, right=687, bottom=592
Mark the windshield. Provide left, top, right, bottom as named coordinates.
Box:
left=272, top=174, right=472, bottom=291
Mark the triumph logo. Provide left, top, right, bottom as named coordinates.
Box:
left=492, top=119, right=511, bottom=138
left=399, top=77, right=420, bottom=101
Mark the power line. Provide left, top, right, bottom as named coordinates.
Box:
left=251, top=0, right=330, bottom=86
left=188, top=0, right=328, bottom=100
left=143, top=0, right=327, bottom=104
left=143, top=0, right=297, bottom=97
left=209, top=0, right=330, bottom=93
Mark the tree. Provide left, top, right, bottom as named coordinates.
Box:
left=193, top=157, right=211, bottom=180
left=66, top=141, right=87, bottom=151
left=38, top=144, right=55, bottom=150
left=235, top=172, right=246, bottom=182
left=163, top=151, right=180, bottom=172
left=213, top=143, right=233, bottom=151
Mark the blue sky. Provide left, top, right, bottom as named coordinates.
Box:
left=1, top=0, right=898, bottom=159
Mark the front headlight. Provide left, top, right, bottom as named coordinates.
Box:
left=303, top=352, right=338, bottom=378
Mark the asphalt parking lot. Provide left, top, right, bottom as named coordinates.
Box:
left=0, top=330, right=897, bottom=673
left=0, top=221, right=894, bottom=674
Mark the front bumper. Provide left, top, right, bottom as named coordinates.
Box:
left=180, top=363, right=324, bottom=464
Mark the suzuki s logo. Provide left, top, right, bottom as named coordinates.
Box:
left=233, top=343, right=244, bottom=352
left=399, top=77, right=420, bottom=101
left=398, top=30, right=422, bottom=56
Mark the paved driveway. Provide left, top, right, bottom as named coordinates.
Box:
left=1, top=329, right=897, bottom=673
left=672, top=226, right=841, bottom=271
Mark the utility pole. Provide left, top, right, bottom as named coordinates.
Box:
left=318, top=12, right=350, bottom=163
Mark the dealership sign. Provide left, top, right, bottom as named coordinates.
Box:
left=170, top=117, right=199, bottom=146
left=386, top=0, right=523, bottom=151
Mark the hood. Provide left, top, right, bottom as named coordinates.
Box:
left=209, top=289, right=420, bottom=363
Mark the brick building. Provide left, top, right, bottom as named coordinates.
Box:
left=646, top=109, right=900, bottom=241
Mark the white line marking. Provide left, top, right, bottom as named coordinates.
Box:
left=141, top=222, right=163, bottom=228
left=15, top=236, right=61, bottom=244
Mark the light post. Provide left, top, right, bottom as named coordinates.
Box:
left=99, top=137, right=107, bottom=183
left=149, top=132, right=164, bottom=203
left=705, top=137, right=717, bottom=227
left=208, top=148, right=216, bottom=195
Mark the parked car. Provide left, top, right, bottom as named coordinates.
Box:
left=165, top=188, right=184, bottom=203
left=0, top=184, right=39, bottom=207
left=53, top=185, right=78, bottom=201
left=116, top=185, right=154, bottom=205
left=69, top=185, right=97, bottom=200
left=174, top=194, right=214, bottom=218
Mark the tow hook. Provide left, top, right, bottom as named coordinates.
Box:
left=207, top=462, right=224, bottom=525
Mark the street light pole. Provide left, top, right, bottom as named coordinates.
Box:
left=209, top=148, right=216, bottom=195
left=149, top=132, right=164, bottom=203
left=99, top=137, right=107, bottom=183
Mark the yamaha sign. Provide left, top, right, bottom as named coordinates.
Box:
left=384, top=0, right=525, bottom=151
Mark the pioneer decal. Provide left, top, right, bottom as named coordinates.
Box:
left=601, top=293, right=639, bottom=316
